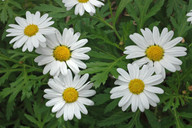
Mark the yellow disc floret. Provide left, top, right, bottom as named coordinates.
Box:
left=63, top=88, right=78, bottom=103
left=129, top=79, right=145, bottom=94
left=146, top=45, right=164, bottom=61
left=24, top=24, right=39, bottom=37
left=78, top=0, right=89, bottom=3
left=53, top=46, right=71, bottom=61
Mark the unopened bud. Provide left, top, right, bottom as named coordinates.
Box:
left=119, top=41, right=124, bottom=45
left=188, top=86, right=192, bottom=91
left=182, top=90, right=187, bottom=94
left=19, top=61, right=23, bottom=64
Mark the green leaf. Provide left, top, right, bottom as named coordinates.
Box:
left=145, top=110, right=161, bottom=128
left=24, top=114, right=39, bottom=125
left=92, top=94, right=110, bottom=105
left=1, top=8, right=8, bottom=23
left=126, top=0, right=164, bottom=29
left=98, top=111, right=133, bottom=127
left=91, top=71, right=109, bottom=88
left=114, top=0, right=133, bottom=24
left=145, top=0, right=165, bottom=20
left=82, top=54, right=126, bottom=88
left=179, top=112, right=192, bottom=118
left=166, top=0, right=186, bottom=16
left=127, top=111, right=141, bottom=128
left=9, top=0, right=22, bottom=9
left=104, top=99, right=119, bottom=114
left=33, top=4, right=64, bottom=12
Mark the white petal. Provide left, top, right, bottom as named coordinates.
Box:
left=127, top=63, right=139, bottom=79
left=70, top=39, right=88, bottom=50
left=79, top=90, right=96, bottom=97
left=163, top=37, right=182, bottom=49
left=133, top=57, right=149, bottom=67
left=129, top=34, right=148, bottom=49
left=52, top=101, right=65, bottom=113
left=124, top=45, right=145, bottom=54
left=26, top=11, right=33, bottom=24
left=76, top=74, right=89, bottom=90
left=66, top=59, right=80, bottom=74
left=110, top=90, right=127, bottom=99
left=145, top=86, right=164, bottom=94
left=159, top=31, right=174, bottom=46
left=68, top=103, right=75, bottom=120
left=15, top=17, right=27, bottom=27
left=131, top=95, right=138, bottom=112
left=144, top=75, right=163, bottom=85
left=159, top=58, right=176, bottom=72
left=60, top=62, right=68, bottom=76
left=118, top=93, right=132, bottom=107
left=78, top=97, right=94, bottom=106
left=36, top=32, right=46, bottom=43
left=139, top=93, right=149, bottom=109
left=77, top=101, right=88, bottom=115
left=144, top=90, right=160, bottom=103
left=35, top=47, right=53, bottom=55
left=89, top=0, right=104, bottom=7
left=110, top=85, right=128, bottom=93
left=36, top=56, right=54, bottom=66
left=45, top=97, right=63, bottom=106
left=125, top=52, right=145, bottom=59
left=74, top=102, right=81, bottom=119
left=16, top=36, right=28, bottom=48
left=50, top=61, right=61, bottom=76
left=70, top=58, right=87, bottom=69
left=153, top=26, right=160, bottom=45
left=63, top=69, right=73, bottom=86
left=48, top=79, right=64, bottom=93
left=117, top=68, right=131, bottom=81
left=140, top=28, right=154, bottom=45
left=31, top=36, right=40, bottom=48
left=163, top=55, right=182, bottom=65
left=56, top=105, right=65, bottom=118
left=83, top=3, right=92, bottom=13
left=122, top=95, right=132, bottom=111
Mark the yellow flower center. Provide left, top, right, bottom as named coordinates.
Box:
left=24, top=24, right=39, bottom=37
left=63, top=88, right=78, bottom=103
left=129, top=79, right=145, bottom=95
left=146, top=45, right=164, bottom=61
left=53, top=46, right=71, bottom=61
left=78, top=0, right=89, bottom=3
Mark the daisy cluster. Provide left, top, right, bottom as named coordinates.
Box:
left=6, top=10, right=96, bottom=121
left=112, top=26, right=187, bottom=112
left=6, top=0, right=190, bottom=121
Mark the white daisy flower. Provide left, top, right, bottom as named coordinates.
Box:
left=62, top=0, right=104, bottom=16
left=44, top=70, right=96, bottom=121
left=110, top=63, right=164, bottom=112
left=124, top=26, right=187, bottom=78
left=187, top=10, right=192, bottom=23
left=34, top=28, right=91, bottom=76
left=6, top=11, right=55, bottom=52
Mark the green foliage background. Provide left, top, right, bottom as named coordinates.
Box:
left=0, top=0, right=192, bottom=127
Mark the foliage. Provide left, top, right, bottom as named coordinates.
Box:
left=0, top=0, right=192, bottom=127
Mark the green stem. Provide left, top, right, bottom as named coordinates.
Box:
left=181, top=66, right=192, bottom=80
left=0, top=68, right=23, bottom=73
left=92, top=15, right=122, bottom=41
left=0, top=53, right=19, bottom=63
left=108, top=0, right=114, bottom=23
left=172, top=107, right=181, bottom=128
left=176, top=72, right=181, bottom=92
left=184, top=96, right=192, bottom=100
left=0, top=52, right=42, bottom=73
